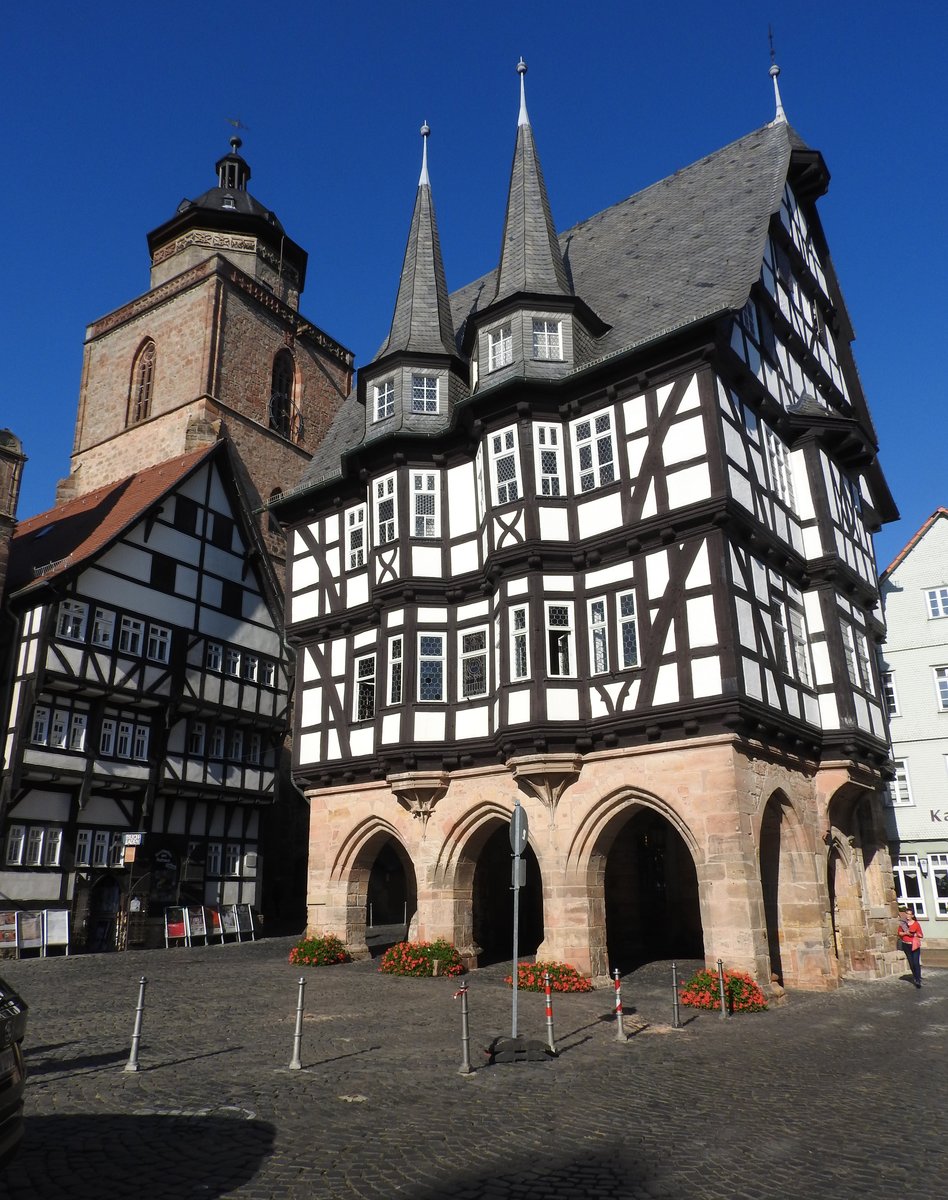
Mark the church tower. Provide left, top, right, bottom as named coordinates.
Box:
left=60, top=138, right=354, bottom=568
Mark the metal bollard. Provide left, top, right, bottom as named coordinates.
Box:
left=543, top=971, right=556, bottom=1053
left=454, top=982, right=472, bottom=1075
left=289, top=976, right=306, bottom=1070
left=613, top=968, right=628, bottom=1042
left=671, top=961, right=681, bottom=1029
left=124, top=976, right=147, bottom=1072
left=717, top=959, right=729, bottom=1020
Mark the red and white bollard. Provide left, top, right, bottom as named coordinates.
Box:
left=543, top=971, right=556, bottom=1054
left=613, top=968, right=628, bottom=1042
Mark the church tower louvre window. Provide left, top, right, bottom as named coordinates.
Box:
left=269, top=350, right=298, bottom=441
left=127, top=339, right=156, bottom=425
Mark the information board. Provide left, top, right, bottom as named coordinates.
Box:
left=44, top=910, right=70, bottom=953
left=165, top=907, right=187, bottom=944
left=220, top=906, right=239, bottom=937
left=186, top=906, right=207, bottom=940
left=17, top=912, right=43, bottom=950
left=0, top=913, right=15, bottom=946
left=234, top=904, right=255, bottom=940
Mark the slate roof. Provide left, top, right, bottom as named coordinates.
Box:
left=291, top=119, right=803, bottom=496
left=7, top=445, right=216, bottom=598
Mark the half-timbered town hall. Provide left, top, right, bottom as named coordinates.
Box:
left=274, top=62, right=900, bottom=988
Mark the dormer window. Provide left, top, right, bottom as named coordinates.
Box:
left=532, top=319, right=562, bottom=361
left=374, top=379, right=395, bottom=422
left=221, top=194, right=236, bottom=211
left=488, top=326, right=513, bottom=371
left=410, top=374, right=439, bottom=414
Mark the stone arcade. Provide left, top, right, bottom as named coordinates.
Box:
left=273, top=63, right=901, bottom=988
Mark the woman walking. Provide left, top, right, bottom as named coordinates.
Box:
left=898, top=904, right=924, bottom=989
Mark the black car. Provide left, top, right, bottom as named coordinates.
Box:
left=0, top=978, right=27, bottom=1165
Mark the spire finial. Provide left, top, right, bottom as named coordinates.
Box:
left=768, top=27, right=787, bottom=124
left=517, top=57, right=529, bottom=126
left=419, top=121, right=430, bottom=186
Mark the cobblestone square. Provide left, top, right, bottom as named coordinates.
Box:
left=0, top=937, right=941, bottom=1199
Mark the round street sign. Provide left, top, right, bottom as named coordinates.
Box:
left=509, top=803, right=528, bottom=855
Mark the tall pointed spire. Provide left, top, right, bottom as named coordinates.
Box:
left=492, top=58, right=571, bottom=305
left=768, top=29, right=787, bottom=125
left=377, top=123, right=456, bottom=360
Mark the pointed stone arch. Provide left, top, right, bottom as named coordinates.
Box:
left=327, top=815, right=416, bottom=954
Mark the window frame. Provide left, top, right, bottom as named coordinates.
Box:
left=354, top=653, right=377, bottom=722
left=410, top=374, right=440, bottom=415
left=374, top=473, right=398, bottom=546
left=510, top=604, right=530, bottom=682
left=534, top=423, right=564, bottom=497
left=57, top=600, right=88, bottom=642
left=764, top=424, right=796, bottom=510
left=588, top=597, right=609, bottom=676
left=882, top=671, right=899, bottom=717
left=928, top=853, right=948, bottom=919
left=885, top=759, right=914, bottom=807
left=346, top=504, right=367, bottom=570
left=532, top=318, right=563, bottom=361
left=935, top=666, right=948, bottom=712
left=147, top=624, right=171, bottom=664
left=487, top=325, right=513, bottom=371
left=92, top=608, right=115, bottom=647
left=570, top=409, right=617, bottom=493
left=458, top=627, right=489, bottom=701
left=118, top=616, right=144, bottom=656
left=129, top=339, right=156, bottom=424
left=489, top=426, right=521, bottom=506
left=410, top=471, right=440, bottom=539
left=25, top=827, right=44, bottom=867
left=893, top=855, right=926, bottom=919
left=617, top=589, right=640, bottom=671
left=206, top=642, right=223, bottom=672
left=374, top=378, right=395, bottom=423
left=388, top=636, right=403, bottom=705
left=417, top=633, right=446, bottom=703
left=31, top=705, right=50, bottom=745
left=926, top=588, right=948, bottom=620
left=545, top=601, right=575, bottom=678
left=5, top=825, right=25, bottom=866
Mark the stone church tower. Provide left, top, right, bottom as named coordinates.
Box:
left=59, top=138, right=353, bottom=569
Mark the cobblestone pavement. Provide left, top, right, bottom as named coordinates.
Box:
left=0, top=934, right=942, bottom=1199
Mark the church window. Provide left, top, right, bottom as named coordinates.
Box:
left=354, top=654, right=376, bottom=721
left=490, top=427, right=520, bottom=505
left=128, top=340, right=156, bottom=425
left=532, top=319, right=562, bottom=360
left=92, top=608, right=115, bottom=647
left=410, top=374, right=439, bottom=414
left=374, top=379, right=395, bottom=422
left=545, top=602, right=574, bottom=677
left=618, top=591, right=640, bottom=669
left=57, top=600, right=88, bottom=641
left=411, top=472, right=439, bottom=538
left=374, top=474, right=397, bottom=545
left=882, top=672, right=898, bottom=716
left=935, top=667, right=948, bottom=712
left=147, top=624, right=171, bottom=664
left=488, top=325, right=513, bottom=371
left=347, top=504, right=367, bottom=569
left=571, top=409, right=616, bottom=492
left=534, top=424, right=563, bottom=496
left=510, top=605, right=529, bottom=681
left=418, top=634, right=445, bottom=702
left=459, top=629, right=488, bottom=699
left=588, top=599, right=608, bottom=675
left=269, top=351, right=296, bottom=439
left=764, top=426, right=795, bottom=509
left=119, top=617, right=144, bottom=655
left=926, top=589, right=948, bottom=619
left=388, top=636, right=403, bottom=704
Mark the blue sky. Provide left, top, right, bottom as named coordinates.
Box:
left=2, top=2, right=944, bottom=571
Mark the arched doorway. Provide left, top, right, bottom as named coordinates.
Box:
left=828, top=844, right=863, bottom=971
left=472, top=823, right=543, bottom=965
left=604, top=808, right=702, bottom=972
left=366, top=840, right=411, bottom=932
left=759, top=792, right=825, bottom=986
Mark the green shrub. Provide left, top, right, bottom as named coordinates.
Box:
left=288, top=932, right=351, bottom=967
left=504, top=960, right=593, bottom=993
left=378, top=939, right=464, bottom=977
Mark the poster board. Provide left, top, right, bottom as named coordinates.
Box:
left=165, top=906, right=187, bottom=945
left=204, top=907, right=224, bottom=942
left=0, top=913, right=16, bottom=946
left=186, top=906, right=207, bottom=942
left=43, top=910, right=70, bottom=955
left=220, top=906, right=239, bottom=938
left=234, top=904, right=255, bottom=941
left=17, top=911, right=43, bottom=953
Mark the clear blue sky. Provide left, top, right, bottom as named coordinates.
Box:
left=2, top=2, right=944, bottom=571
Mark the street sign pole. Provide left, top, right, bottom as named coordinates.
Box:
left=509, top=801, right=528, bottom=1039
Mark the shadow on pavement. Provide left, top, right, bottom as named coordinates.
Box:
left=405, top=1145, right=642, bottom=1199
left=4, top=1112, right=275, bottom=1199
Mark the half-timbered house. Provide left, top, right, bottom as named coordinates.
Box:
left=0, top=442, right=289, bottom=949
left=273, top=63, right=900, bottom=988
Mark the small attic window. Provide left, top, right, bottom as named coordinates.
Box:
left=221, top=194, right=236, bottom=211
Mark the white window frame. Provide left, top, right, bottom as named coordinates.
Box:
left=92, top=608, right=115, bottom=647
left=489, top=426, right=521, bottom=505
left=31, top=706, right=50, bottom=745
left=206, top=642, right=222, bottom=672
left=926, top=588, right=948, bottom=619
left=618, top=589, right=640, bottom=670
left=261, top=661, right=275, bottom=688
left=488, top=325, right=513, bottom=371
left=118, top=616, right=144, bottom=656
left=510, top=604, right=529, bottom=682
left=206, top=842, right=222, bottom=876
left=99, top=719, right=116, bottom=756
left=935, top=666, right=948, bottom=712
left=248, top=733, right=262, bottom=765
left=43, top=828, right=62, bottom=867
left=189, top=721, right=206, bottom=756
left=92, top=830, right=109, bottom=868
left=133, top=725, right=149, bottom=761
left=69, top=712, right=88, bottom=752
left=49, top=709, right=68, bottom=749
left=229, top=729, right=244, bottom=761
left=410, top=471, right=440, bottom=538
left=545, top=601, right=575, bottom=678
left=571, top=409, right=616, bottom=493
left=225, top=843, right=242, bottom=876
left=532, top=318, right=562, bottom=360
left=57, top=600, right=88, bottom=641
left=147, top=624, right=171, bottom=664
left=388, top=636, right=403, bottom=705
left=374, top=473, right=397, bottom=545
left=764, top=425, right=796, bottom=509
left=75, top=829, right=92, bottom=867
left=374, top=378, right=395, bottom=422
left=410, top=374, right=439, bottom=414
left=347, top=504, right=367, bottom=569
left=840, top=622, right=859, bottom=688
left=418, top=633, right=445, bottom=702
left=885, top=759, right=913, bottom=807
left=929, top=853, right=948, bottom=919
left=534, top=423, right=564, bottom=497
left=25, top=827, right=44, bottom=867
left=5, top=825, right=25, bottom=866
left=116, top=721, right=133, bottom=758
left=588, top=598, right=608, bottom=675
left=241, top=654, right=258, bottom=683
left=225, top=648, right=241, bottom=677
left=882, top=671, right=899, bottom=717
left=210, top=726, right=226, bottom=759
left=109, top=833, right=124, bottom=868
left=354, top=653, right=376, bottom=722
left=893, top=855, right=926, bottom=918
left=459, top=627, right=489, bottom=700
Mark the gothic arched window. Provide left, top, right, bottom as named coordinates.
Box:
left=269, top=351, right=295, bottom=440
left=268, top=487, right=283, bottom=536
left=128, top=340, right=156, bottom=425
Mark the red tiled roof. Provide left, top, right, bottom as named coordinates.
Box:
left=8, top=445, right=217, bottom=596
left=881, top=507, right=948, bottom=580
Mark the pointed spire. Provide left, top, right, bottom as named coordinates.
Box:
left=768, top=30, right=787, bottom=125
left=492, top=59, right=571, bottom=305
left=376, top=123, right=456, bottom=361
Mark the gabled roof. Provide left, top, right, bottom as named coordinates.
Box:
left=7, top=445, right=217, bottom=598
left=290, top=119, right=812, bottom=496
left=881, top=508, right=948, bottom=580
